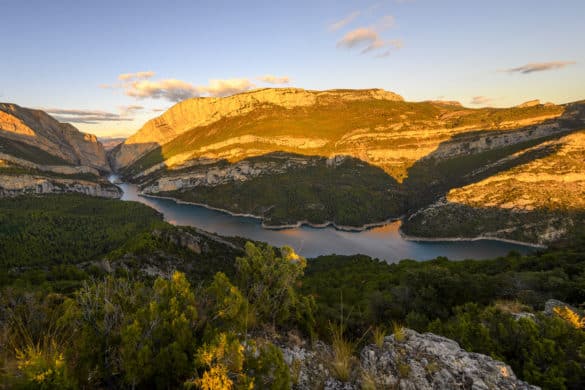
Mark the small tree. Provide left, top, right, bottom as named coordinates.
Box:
left=235, top=242, right=307, bottom=326
left=205, top=272, right=254, bottom=332
left=120, top=271, right=199, bottom=389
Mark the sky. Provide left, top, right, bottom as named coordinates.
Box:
left=1, top=0, right=584, bottom=137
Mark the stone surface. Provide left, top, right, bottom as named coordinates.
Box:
left=360, top=329, right=538, bottom=390
left=0, top=175, right=121, bottom=198
left=0, top=152, right=100, bottom=176
left=544, top=299, right=582, bottom=317
left=404, top=128, right=585, bottom=245
left=140, top=154, right=318, bottom=193
left=278, top=328, right=538, bottom=389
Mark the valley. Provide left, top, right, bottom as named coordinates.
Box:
left=1, top=89, right=584, bottom=389
left=3, top=2, right=585, bottom=388
left=106, top=88, right=585, bottom=245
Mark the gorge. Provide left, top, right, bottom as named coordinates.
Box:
left=114, top=177, right=536, bottom=262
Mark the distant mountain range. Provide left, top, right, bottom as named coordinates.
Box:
left=0, top=103, right=120, bottom=197
left=109, top=88, right=585, bottom=244
left=2, top=89, right=584, bottom=245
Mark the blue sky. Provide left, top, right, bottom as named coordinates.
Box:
left=1, top=0, right=584, bottom=136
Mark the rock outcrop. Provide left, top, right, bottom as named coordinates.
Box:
left=0, top=175, right=121, bottom=198
left=360, top=329, right=537, bottom=390
left=141, top=154, right=318, bottom=193
left=0, top=152, right=100, bottom=176
left=116, top=88, right=574, bottom=185
left=0, top=103, right=110, bottom=171
left=279, top=329, right=537, bottom=389
left=113, top=87, right=585, bottom=244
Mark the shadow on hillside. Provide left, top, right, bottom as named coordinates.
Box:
left=400, top=199, right=585, bottom=248
left=113, top=101, right=585, bottom=221
left=400, top=106, right=585, bottom=212
left=109, top=142, right=165, bottom=178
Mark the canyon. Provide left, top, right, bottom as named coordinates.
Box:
left=111, top=88, right=585, bottom=244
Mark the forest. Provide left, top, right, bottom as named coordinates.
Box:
left=1, top=195, right=585, bottom=389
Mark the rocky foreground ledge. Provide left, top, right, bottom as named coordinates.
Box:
left=280, top=328, right=537, bottom=389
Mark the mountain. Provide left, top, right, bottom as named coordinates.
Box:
left=98, top=136, right=126, bottom=151
left=0, top=103, right=110, bottom=170
left=110, top=88, right=404, bottom=170
left=402, top=127, right=585, bottom=245
left=0, top=103, right=120, bottom=198
left=112, top=88, right=585, bottom=243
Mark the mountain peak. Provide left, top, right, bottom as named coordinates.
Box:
left=112, top=88, right=404, bottom=169
left=516, top=99, right=541, bottom=108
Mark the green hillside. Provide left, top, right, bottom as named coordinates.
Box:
left=124, top=99, right=563, bottom=177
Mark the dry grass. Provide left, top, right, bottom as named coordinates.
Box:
left=494, top=300, right=530, bottom=314
left=329, top=323, right=355, bottom=382
left=372, top=326, right=387, bottom=348
left=360, top=369, right=378, bottom=390
left=392, top=322, right=406, bottom=343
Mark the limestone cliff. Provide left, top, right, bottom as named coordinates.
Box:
left=0, top=103, right=110, bottom=171
left=117, top=88, right=570, bottom=184
left=111, top=88, right=404, bottom=169
left=114, top=88, right=585, bottom=242
left=402, top=128, right=585, bottom=245
left=0, top=174, right=121, bottom=198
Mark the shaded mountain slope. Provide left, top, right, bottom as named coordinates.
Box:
left=111, top=89, right=585, bottom=242
left=0, top=103, right=119, bottom=198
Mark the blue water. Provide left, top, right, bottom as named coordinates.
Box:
left=116, top=180, right=535, bottom=263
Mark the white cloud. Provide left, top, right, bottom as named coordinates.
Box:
left=329, top=11, right=361, bottom=31
left=503, top=61, right=576, bottom=74
left=334, top=13, right=401, bottom=58
left=107, top=72, right=292, bottom=102
left=470, top=96, right=493, bottom=106
left=337, top=28, right=379, bottom=48
left=337, top=28, right=402, bottom=56
left=258, top=75, right=291, bottom=84
left=200, top=79, right=255, bottom=97
left=43, top=108, right=134, bottom=124
left=125, top=79, right=200, bottom=101
left=118, top=71, right=155, bottom=81
left=118, top=75, right=256, bottom=101
left=119, top=105, right=144, bottom=116
left=376, top=15, right=395, bottom=30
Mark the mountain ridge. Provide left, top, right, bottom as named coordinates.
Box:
left=0, top=103, right=120, bottom=198
left=0, top=103, right=110, bottom=171
left=111, top=88, right=404, bottom=169
left=108, top=88, right=585, bottom=243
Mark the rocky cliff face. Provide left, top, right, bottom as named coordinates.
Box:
left=0, top=174, right=121, bottom=198
left=113, top=88, right=585, bottom=243
left=279, top=329, right=537, bottom=389
left=111, top=88, right=404, bottom=169
left=402, top=128, right=585, bottom=245
left=140, top=154, right=318, bottom=193
left=116, top=88, right=569, bottom=184
left=0, top=103, right=110, bottom=171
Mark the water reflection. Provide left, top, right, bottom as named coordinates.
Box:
left=115, top=179, right=534, bottom=263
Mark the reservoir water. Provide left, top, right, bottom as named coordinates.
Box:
left=116, top=180, right=536, bottom=262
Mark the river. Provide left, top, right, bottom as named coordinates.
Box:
left=114, top=180, right=535, bottom=262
